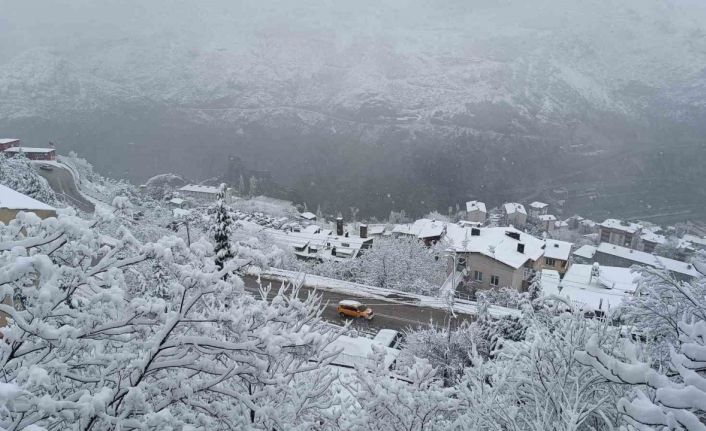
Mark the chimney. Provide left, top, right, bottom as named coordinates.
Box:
left=517, top=243, right=525, bottom=254
left=336, top=217, right=344, bottom=236
left=360, top=224, right=368, bottom=238
left=471, top=228, right=481, bottom=236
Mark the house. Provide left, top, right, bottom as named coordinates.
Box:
left=502, top=203, right=527, bottom=228
left=445, top=225, right=545, bottom=292
left=537, top=214, right=557, bottom=232
left=540, top=264, right=638, bottom=314
left=178, top=184, right=220, bottom=200
left=528, top=201, right=549, bottom=219
left=366, top=224, right=387, bottom=237
left=0, top=184, right=57, bottom=223
left=168, top=197, right=186, bottom=208
left=541, top=239, right=573, bottom=275
left=266, top=222, right=373, bottom=262
left=392, top=218, right=446, bottom=245
left=599, top=219, right=642, bottom=249
left=3, top=146, right=56, bottom=161
left=465, top=200, right=487, bottom=224
left=572, top=245, right=597, bottom=264
left=579, top=218, right=598, bottom=234
left=683, top=234, right=706, bottom=251
left=0, top=138, right=20, bottom=151
left=300, top=211, right=317, bottom=222
left=594, top=242, right=700, bottom=281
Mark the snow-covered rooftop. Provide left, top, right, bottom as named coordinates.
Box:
left=172, top=208, right=191, bottom=218
left=300, top=211, right=317, bottom=220
left=265, top=226, right=371, bottom=261
left=580, top=219, right=597, bottom=227
left=0, top=184, right=55, bottom=211
left=541, top=264, right=638, bottom=313
left=503, top=202, right=526, bottom=215
left=596, top=242, right=699, bottom=278
left=169, top=197, right=185, bottom=205
left=0, top=138, right=19, bottom=144
left=538, top=214, right=557, bottom=222
left=573, top=244, right=597, bottom=260
left=393, top=218, right=445, bottom=239
left=683, top=234, right=706, bottom=247
left=529, top=201, right=549, bottom=209
left=338, top=300, right=363, bottom=308
left=325, top=333, right=399, bottom=370
left=544, top=239, right=572, bottom=261
left=178, top=184, right=219, bottom=195
left=445, top=225, right=545, bottom=269
left=367, top=224, right=386, bottom=235
left=4, top=147, right=55, bottom=153
left=465, top=200, right=487, bottom=213
left=600, top=218, right=641, bottom=233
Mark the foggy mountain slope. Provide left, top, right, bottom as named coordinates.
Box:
left=1, top=0, right=705, bottom=219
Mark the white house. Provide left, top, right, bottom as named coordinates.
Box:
left=502, top=203, right=527, bottom=228
left=465, top=200, right=487, bottom=224
left=178, top=184, right=220, bottom=200
left=528, top=201, right=549, bottom=219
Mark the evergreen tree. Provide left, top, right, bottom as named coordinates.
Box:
left=238, top=174, right=246, bottom=197
left=211, top=183, right=234, bottom=272
left=248, top=176, right=258, bottom=197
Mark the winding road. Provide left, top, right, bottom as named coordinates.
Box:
left=33, top=163, right=95, bottom=213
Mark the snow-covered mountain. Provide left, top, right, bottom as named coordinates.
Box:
left=1, top=0, right=705, bottom=219
left=2, top=0, right=705, bottom=127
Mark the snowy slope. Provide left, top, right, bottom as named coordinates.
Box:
left=1, top=0, right=705, bottom=131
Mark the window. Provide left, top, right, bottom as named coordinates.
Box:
left=473, top=270, right=483, bottom=282
left=490, top=275, right=499, bottom=286
left=545, top=257, right=556, bottom=266
left=600, top=229, right=610, bottom=242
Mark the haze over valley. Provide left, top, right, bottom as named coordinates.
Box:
left=1, top=0, right=705, bottom=221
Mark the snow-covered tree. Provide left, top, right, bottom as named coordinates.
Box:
left=399, top=322, right=480, bottom=384
left=0, top=211, right=344, bottom=430
left=0, top=154, right=56, bottom=205
left=616, top=266, right=706, bottom=365
left=353, top=237, right=445, bottom=294
left=577, top=265, right=706, bottom=430
left=341, top=349, right=458, bottom=430
left=211, top=183, right=234, bottom=272
left=248, top=176, right=258, bottom=197
left=456, top=309, right=626, bottom=430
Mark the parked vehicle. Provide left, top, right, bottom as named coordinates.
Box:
left=372, top=329, right=402, bottom=348
left=39, top=164, right=53, bottom=171
left=337, top=300, right=374, bottom=320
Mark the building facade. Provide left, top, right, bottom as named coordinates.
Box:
left=599, top=219, right=642, bottom=249
left=465, top=200, right=487, bottom=224
left=4, top=147, right=56, bottom=161
left=502, top=203, right=527, bottom=228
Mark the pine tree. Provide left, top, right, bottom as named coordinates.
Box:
left=248, top=176, right=258, bottom=197
left=212, top=183, right=234, bottom=272
left=238, top=174, right=246, bottom=197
